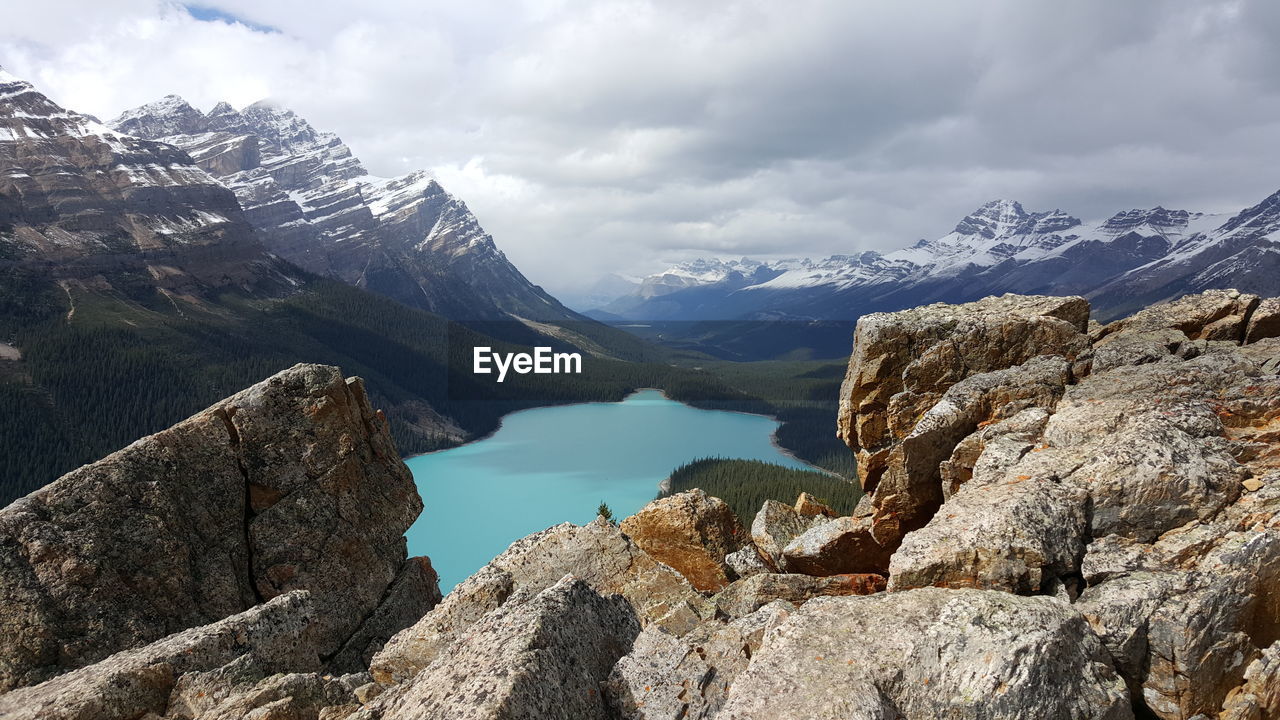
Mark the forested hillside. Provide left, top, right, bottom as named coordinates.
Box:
left=659, top=458, right=861, bottom=523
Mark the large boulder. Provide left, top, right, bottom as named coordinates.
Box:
left=887, top=474, right=1088, bottom=594
left=749, top=500, right=826, bottom=570
left=719, top=588, right=1132, bottom=719
left=837, top=295, right=1087, bottom=560
left=353, top=576, right=640, bottom=720
left=606, top=601, right=791, bottom=720
left=1076, top=529, right=1280, bottom=719
left=1245, top=296, right=1280, bottom=343
left=0, top=591, right=319, bottom=720
left=780, top=516, right=890, bottom=575
left=370, top=518, right=706, bottom=686
left=0, top=364, right=434, bottom=691
left=837, top=294, right=1089, bottom=492
left=620, top=490, right=745, bottom=592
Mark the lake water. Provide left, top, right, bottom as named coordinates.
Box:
left=404, top=389, right=815, bottom=591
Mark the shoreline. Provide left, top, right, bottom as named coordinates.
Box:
left=402, top=387, right=845, bottom=480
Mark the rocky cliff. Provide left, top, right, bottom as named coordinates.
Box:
left=1, top=290, right=1278, bottom=719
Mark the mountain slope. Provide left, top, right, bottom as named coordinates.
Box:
left=0, top=69, right=298, bottom=305
left=111, top=96, right=579, bottom=324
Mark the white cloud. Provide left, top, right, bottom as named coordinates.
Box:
left=3, top=0, right=1279, bottom=293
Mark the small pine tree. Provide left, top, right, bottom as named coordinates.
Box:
left=597, top=501, right=615, bottom=525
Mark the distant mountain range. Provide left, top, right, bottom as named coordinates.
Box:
left=590, top=195, right=1280, bottom=329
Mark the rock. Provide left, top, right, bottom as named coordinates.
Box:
left=1099, top=288, right=1260, bottom=342
left=1076, top=529, right=1280, bottom=719
left=1089, top=327, right=1205, bottom=374
left=837, top=293, right=1089, bottom=494
left=0, top=591, right=319, bottom=720
left=793, top=492, right=836, bottom=517
left=724, top=545, right=771, bottom=580
left=1244, top=477, right=1266, bottom=492
left=0, top=364, right=432, bottom=692
left=352, top=576, right=640, bottom=720
left=1245, top=297, right=1280, bottom=344
left=369, top=566, right=513, bottom=686
left=167, top=668, right=362, bottom=720
left=1220, top=640, right=1280, bottom=720
left=780, top=516, right=892, bottom=575
left=851, top=354, right=1074, bottom=562
left=719, top=588, right=1132, bottom=719
left=369, top=519, right=705, bottom=687
left=606, top=602, right=791, bottom=720
left=749, top=500, right=825, bottom=570
left=1034, top=360, right=1246, bottom=540
left=938, top=406, right=1050, bottom=499
left=620, top=490, right=745, bottom=592
left=326, top=556, right=443, bottom=674
left=887, top=475, right=1089, bottom=594
left=714, top=573, right=885, bottom=619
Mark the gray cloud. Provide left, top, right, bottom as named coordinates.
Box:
left=2, top=0, right=1278, bottom=294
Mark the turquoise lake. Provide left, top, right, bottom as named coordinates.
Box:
left=404, top=389, right=815, bottom=591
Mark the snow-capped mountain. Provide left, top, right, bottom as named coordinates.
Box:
left=596, top=257, right=788, bottom=318
left=0, top=69, right=294, bottom=295
left=110, top=96, right=579, bottom=323
left=602, top=194, right=1276, bottom=327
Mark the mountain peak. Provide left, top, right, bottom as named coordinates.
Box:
left=953, top=200, right=1080, bottom=239
left=954, top=199, right=1029, bottom=237
left=110, top=94, right=205, bottom=137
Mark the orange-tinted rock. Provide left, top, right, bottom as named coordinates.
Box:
left=794, top=492, right=837, bottom=518
left=621, top=490, right=745, bottom=592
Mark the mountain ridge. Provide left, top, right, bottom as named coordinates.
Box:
left=109, top=94, right=581, bottom=326
left=597, top=192, right=1276, bottom=332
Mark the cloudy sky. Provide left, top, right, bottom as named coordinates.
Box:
left=2, top=1, right=1278, bottom=295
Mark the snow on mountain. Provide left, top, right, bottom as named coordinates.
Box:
left=606, top=192, right=1278, bottom=324
left=109, top=96, right=576, bottom=322
left=0, top=68, right=293, bottom=292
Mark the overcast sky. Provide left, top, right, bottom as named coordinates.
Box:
left=3, top=1, right=1279, bottom=294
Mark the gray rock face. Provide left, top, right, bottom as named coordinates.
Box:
left=369, top=518, right=706, bottom=687
left=606, top=602, right=791, bottom=720
left=834, top=290, right=1280, bottom=718
left=0, top=364, right=435, bottom=691
left=713, top=573, right=885, bottom=619
left=1076, top=529, right=1280, bottom=719
left=724, top=545, right=771, bottom=580
left=887, top=475, right=1088, bottom=593
left=352, top=576, right=640, bottom=720
left=0, top=591, right=319, bottom=720
left=719, top=589, right=1132, bottom=720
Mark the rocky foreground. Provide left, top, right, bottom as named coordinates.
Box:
left=1, top=290, right=1278, bottom=719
